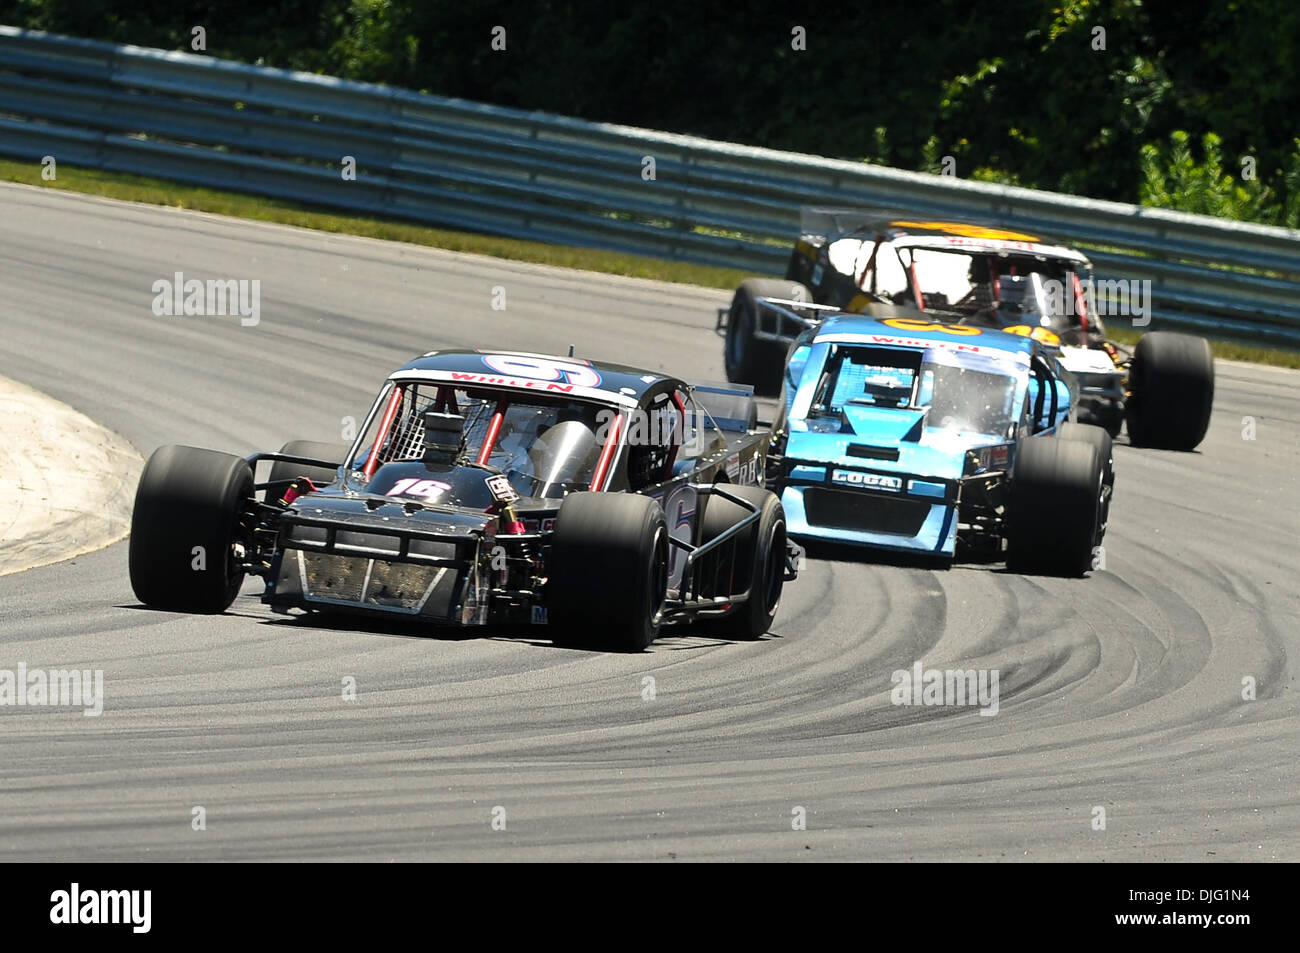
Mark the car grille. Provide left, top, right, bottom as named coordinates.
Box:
left=803, top=488, right=932, bottom=536
left=297, top=552, right=446, bottom=612
left=301, top=553, right=368, bottom=602
left=367, top=560, right=440, bottom=610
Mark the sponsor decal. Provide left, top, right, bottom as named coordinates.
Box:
left=1002, top=324, right=1061, bottom=346
left=832, top=469, right=902, bottom=491
left=881, top=317, right=982, bottom=337
left=449, top=371, right=577, bottom=393
left=970, top=445, right=1011, bottom=472
left=818, top=333, right=1031, bottom=363
left=481, top=354, right=602, bottom=388
left=890, top=221, right=1042, bottom=242
left=485, top=474, right=519, bottom=503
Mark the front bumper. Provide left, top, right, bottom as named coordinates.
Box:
left=781, top=470, right=959, bottom=556
left=1058, top=350, right=1126, bottom=428
left=264, top=505, right=491, bottom=624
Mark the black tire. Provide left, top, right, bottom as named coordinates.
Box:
left=267, top=439, right=344, bottom=488
left=1058, top=421, right=1113, bottom=485
left=1005, top=438, right=1104, bottom=577
left=129, top=445, right=254, bottom=613
left=1058, top=421, right=1114, bottom=534
left=695, top=485, right=786, bottom=640
left=724, top=279, right=808, bottom=397
left=1125, top=332, right=1214, bottom=450
left=547, top=493, right=669, bottom=651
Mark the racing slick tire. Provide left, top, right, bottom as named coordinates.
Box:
left=547, top=493, right=670, bottom=651
left=724, top=279, right=809, bottom=397
left=1124, top=332, right=1214, bottom=451
left=129, top=445, right=254, bottom=613
left=695, top=485, right=786, bottom=640
left=1005, top=438, right=1104, bottom=577
left=267, top=440, right=344, bottom=489
left=1058, top=421, right=1114, bottom=531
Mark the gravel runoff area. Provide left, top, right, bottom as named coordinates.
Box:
left=0, top=374, right=141, bottom=576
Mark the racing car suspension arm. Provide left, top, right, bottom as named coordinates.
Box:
left=234, top=498, right=285, bottom=579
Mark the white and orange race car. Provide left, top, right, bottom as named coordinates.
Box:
left=718, top=209, right=1214, bottom=450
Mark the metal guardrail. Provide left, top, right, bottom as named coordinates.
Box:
left=2, top=26, right=1298, bottom=344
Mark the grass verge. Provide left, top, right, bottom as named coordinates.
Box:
left=1107, top=327, right=1299, bottom=369
left=0, top=159, right=750, bottom=289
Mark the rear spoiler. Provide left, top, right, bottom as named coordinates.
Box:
left=690, top=381, right=758, bottom=433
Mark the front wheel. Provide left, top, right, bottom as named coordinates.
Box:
left=1058, top=421, right=1114, bottom=532
left=129, top=445, right=254, bottom=612
left=547, top=493, right=669, bottom=651
left=1005, top=438, right=1104, bottom=577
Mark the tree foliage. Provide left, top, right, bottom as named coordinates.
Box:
left=2, top=0, right=1296, bottom=224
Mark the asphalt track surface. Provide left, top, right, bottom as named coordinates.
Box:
left=1, top=183, right=1297, bottom=861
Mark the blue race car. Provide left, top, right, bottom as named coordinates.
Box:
left=769, top=312, right=1114, bottom=575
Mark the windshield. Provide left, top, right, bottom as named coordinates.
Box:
left=811, top=345, right=921, bottom=414
left=809, top=344, right=1022, bottom=438
left=348, top=382, right=616, bottom=500
left=920, top=350, right=1021, bottom=437
left=901, top=245, right=1090, bottom=333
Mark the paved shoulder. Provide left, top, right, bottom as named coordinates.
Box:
left=0, top=375, right=142, bottom=576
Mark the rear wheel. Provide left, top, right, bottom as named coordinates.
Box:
left=1005, top=438, right=1104, bottom=577
left=267, top=439, right=344, bottom=489
left=724, top=279, right=808, bottom=397
left=547, top=493, right=669, bottom=651
left=129, top=445, right=254, bottom=612
left=695, top=485, right=786, bottom=640
left=1125, top=332, right=1214, bottom=450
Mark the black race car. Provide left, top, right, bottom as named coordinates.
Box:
left=128, top=349, right=798, bottom=651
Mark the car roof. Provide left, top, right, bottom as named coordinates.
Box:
left=811, top=314, right=1036, bottom=363
left=389, top=349, right=675, bottom=407
left=802, top=208, right=1090, bottom=263
left=885, top=228, right=1090, bottom=263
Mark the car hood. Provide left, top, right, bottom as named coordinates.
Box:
left=290, top=490, right=556, bottom=537
left=785, top=426, right=1005, bottom=480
